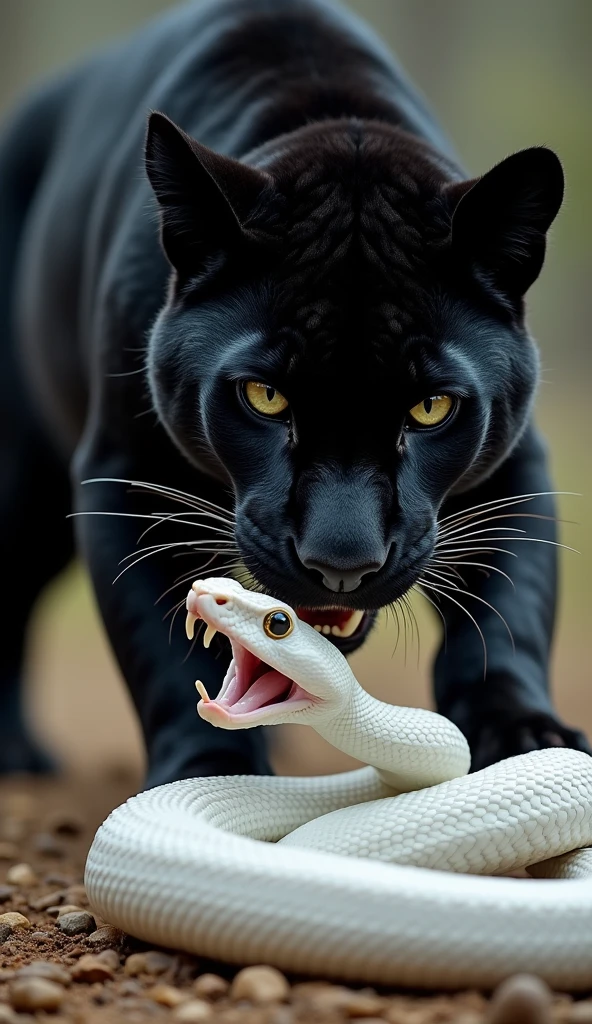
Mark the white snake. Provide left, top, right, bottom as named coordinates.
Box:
left=85, top=577, right=592, bottom=990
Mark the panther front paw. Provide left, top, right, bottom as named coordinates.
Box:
left=468, top=710, right=591, bottom=773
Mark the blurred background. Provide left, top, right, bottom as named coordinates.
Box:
left=1, top=0, right=590, bottom=783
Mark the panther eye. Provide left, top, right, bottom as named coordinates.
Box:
left=263, top=610, right=294, bottom=639
left=408, top=394, right=454, bottom=428
left=244, top=381, right=289, bottom=417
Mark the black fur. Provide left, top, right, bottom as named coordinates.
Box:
left=0, top=0, right=587, bottom=784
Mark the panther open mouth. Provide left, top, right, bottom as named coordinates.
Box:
left=295, top=607, right=365, bottom=638
left=295, top=606, right=373, bottom=654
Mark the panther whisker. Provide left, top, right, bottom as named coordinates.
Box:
left=420, top=577, right=514, bottom=652
left=156, top=553, right=237, bottom=606
left=413, top=584, right=448, bottom=651
left=82, top=477, right=236, bottom=520
left=137, top=509, right=237, bottom=543
left=118, top=538, right=236, bottom=565
left=402, top=593, right=421, bottom=668
left=422, top=566, right=463, bottom=589
left=436, top=536, right=579, bottom=554
left=439, top=525, right=527, bottom=544
left=114, top=543, right=237, bottom=583
left=436, top=491, right=579, bottom=528
left=71, top=510, right=235, bottom=538
left=418, top=579, right=488, bottom=676
left=385, top=602, right=401, bottom=659
left=428, top=560, right=467, bottom=584
left=168, top=598, right=196, bottom=644
left=431, top=557, right=515, bottom=588
left=433, top=545, right=518, bottom=559
left=437, top=511, right=565, bottom=542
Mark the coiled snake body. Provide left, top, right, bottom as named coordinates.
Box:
left=85, top=578, right=592, bottom=989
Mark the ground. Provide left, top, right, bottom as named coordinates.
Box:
left=0, top=773, right=591, bottom=1024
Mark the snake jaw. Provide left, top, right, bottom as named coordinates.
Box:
left=197, top=638, right=317, bottom=729
left=186, top=582, right=320, bottom=729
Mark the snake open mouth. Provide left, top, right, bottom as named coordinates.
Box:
left=200, top=639, right=314, bottom=727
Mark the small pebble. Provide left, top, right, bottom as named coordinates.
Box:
left=9, top=977, right=65, bottom=1013
left=69, top=944, right=88, bottom=957
left=124, top=950, right=175, bottom=976
left=29, top=890, right=66, bottom=912
left=16, top=961, right=71, bottom=986
left=47, top=812, right=84, bottom=836
left=123, top=997, right=159, bottom=1016
left=341, top=992, right=386, bottom=1017
left=292, top=982, right=354, bottom=1013
left=1, top=821, right=26, bottom=843
left=57, top=903, right=85, bottom=916
left=57, top=910, right=96, bottom=935
left=148, top=983, right=187, bottom=1007
left=45, top=903, right=79, bottom=917
left=0, top=912, right=30, bottom=930
left=5, top=792, right=35, bottom=818
left=568, top=1003, right=592, bottom=1023
left=0, top=885, right=15, bottom=904
left=87, top=925, right=124, bottom=949
left=65, top=884, right=88, bottom=905
left=457, top=990, right=488, bottom=1012
left=96, top=949, right=120, bottom=970
left=486, top=975, right=552, bottom=1024
left=6, top=863, right=38, bottom=887
left=230, top=965, right=290, bottom=1004
left=0, top=843, right=19, bottom=861
left=71, top=953, right=115, bottom=983
left=92, top=987, right=114, bottom=1006
left=173, top=999, right=212, bottom=1023
left=32, top=833, right=65, bottom=858
left=43, top=873, right=72, bottom=887
left=0, top=923, right=13, bottom=943
left=193, top=973, right=229, bottom=1001
left=119, top=979, right=142, bottom=996
left=31, top=931, right=51, bottom=942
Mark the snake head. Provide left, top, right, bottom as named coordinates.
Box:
left=185, top=577, right=355, bottom=730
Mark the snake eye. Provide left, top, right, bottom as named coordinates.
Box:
left=263, top=610, right=294, bottom=639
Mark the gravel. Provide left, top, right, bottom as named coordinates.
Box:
left=5, top=864, right=37, bottom=888
left=9, top=976, right=65, bottom=1012
left=0, top=913, right=30, bottom=931
left=57, top=911, right=96, bottom=936
left=230, top=965, right=291, bottom=1004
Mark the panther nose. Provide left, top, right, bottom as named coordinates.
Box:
left=301, top=558, right=383, bottom=593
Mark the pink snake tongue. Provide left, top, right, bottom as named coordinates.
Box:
left=230, top=670, right=290, bottom=713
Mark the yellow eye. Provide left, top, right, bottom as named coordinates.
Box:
left=408, top=395, right=454, bottom=428
left=244, top=381, right=289, bottom=417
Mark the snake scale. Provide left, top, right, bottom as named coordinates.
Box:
left=85, top=577, right=592, bottom=989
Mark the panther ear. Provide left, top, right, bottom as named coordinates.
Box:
left=445, top=148, right=564, bottom=301
left=145, top=111, right=276, bottom=272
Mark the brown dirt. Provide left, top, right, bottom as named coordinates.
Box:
left=0, top=775, right=591, bottom=1024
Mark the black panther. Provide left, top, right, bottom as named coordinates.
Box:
left=0, top=0, right=587, bottom=786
